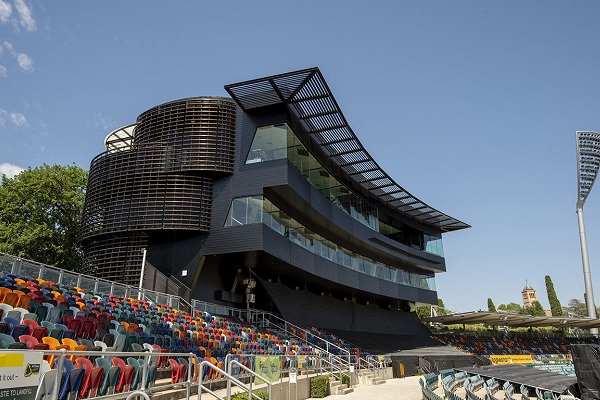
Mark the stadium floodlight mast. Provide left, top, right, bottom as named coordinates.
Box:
left=576, top=131, right=600, bottom=334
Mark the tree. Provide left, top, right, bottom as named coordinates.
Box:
left=0, top=164, right=88, bottom=271
left=521, top=300, right=546, bottom=316
left=437, top=298, right=450, bottom=316
left=545, top=275, right=563, bottom=316
left=498, top=302, right=523, bottom=314
left=565, top=299, right=587, bottom=317
left=487, top=298, right=497, bottom=312
left=413, top=298, right=450, bottom=321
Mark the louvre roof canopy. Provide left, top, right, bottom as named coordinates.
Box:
left=225, top=68, right=470, bottom=232
left=423, top=310, right=600, bottom=329
left=104, top=124, right=135, bottom=153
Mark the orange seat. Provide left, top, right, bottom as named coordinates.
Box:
left=3, top=292, right=19, bottom=307
left=16, top=294, right=30, bottom=310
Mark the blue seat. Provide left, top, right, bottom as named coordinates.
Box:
left=62, top=368, right=84, bottom=400
left=11, top=324, right=29, bottom=341
left=2, top=317, right=20, bottom=334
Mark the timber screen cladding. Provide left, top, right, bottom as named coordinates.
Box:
left=80, top=97, right=236, bottom=284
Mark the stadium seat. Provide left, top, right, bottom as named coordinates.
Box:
left=59, top=368, right=85, bottom=400
left=0, top=333, right=14, bottom=348
left=21, top=318, right=38, bottom=333
left=10, top=323, right=29, bottom=341
left=111, top=357, right=128, bottom=393
left=126, top=357, right=140, bottom=390
left=18, top=334, right=38, bottom=349
left=34, top=369, right=58, bottom=400
left=168, top=358, right=181, bottom=383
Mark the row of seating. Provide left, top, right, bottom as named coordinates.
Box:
left=36, top=355, right=159, bottom=400
left=435, top=368, right=563, bottom=400
left=434, top=332, right=600, bottom=356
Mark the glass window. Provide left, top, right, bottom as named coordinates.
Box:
left=246, top=125, right=288, bottom=164
left=224, top=196, right=264, bottom=226
left=248, top=123, right=446, bottom=255
left=224, top=194, right=437, bottom=292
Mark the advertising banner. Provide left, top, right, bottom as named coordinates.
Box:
left=490, top=355, right=533, bottom=365
left=253, top=356, right=281, bottom=383
left=0, top=352, right=44, bottom=400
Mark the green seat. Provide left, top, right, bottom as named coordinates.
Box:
left=96, top=357, right=111, bottom=396
left=0, top=333, right=14, bottom=348
left=127, top=357, right=140, bottom=390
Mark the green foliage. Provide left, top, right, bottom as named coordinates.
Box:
left=437, top=298, right=450, bottom=315
left=231, top=391, right=269, bottom=400
left=414, top=297, right=449, bottom=320
left=498, top=302, right=523, bottom=314
left=545, top=275, right=563, bottom=317
left=0, top=164, right=88, bottom=271
left=565, top=298, right=587, bottom=317
left=487, top=298, right=496, bottom=312
left=310, top=376, right=331, bottom=398
left=521, top=300, right=545, bottom=316
left=335, top=374, right=350, bottom=387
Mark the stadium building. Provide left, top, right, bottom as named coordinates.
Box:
left=80, top=68, right=469, bottom=344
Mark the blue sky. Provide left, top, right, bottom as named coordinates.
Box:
left=1, top=1, right=600, bottom=313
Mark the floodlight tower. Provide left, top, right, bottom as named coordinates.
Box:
left=576, top=131, right=600, bottom=334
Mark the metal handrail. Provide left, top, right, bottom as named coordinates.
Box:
left=198, top=360, right=264, bottom=400
left=318, top=355, right=352, bottom=393
left=0, top=252, right=183, bottom=310
left=14, top=348, right=198, bottom=400
left=226, top=359, right=272, bottom=400
left=253, top=311, right=352, bottom=365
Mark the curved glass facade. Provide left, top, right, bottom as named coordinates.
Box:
left=225, top=195, right=436, bottom=291
left=246, top=124, right=444, bottom=256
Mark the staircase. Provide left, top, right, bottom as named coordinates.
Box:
left=329, top=377, right=354, bottom=395
left=358, top=369, right=387, bottom=385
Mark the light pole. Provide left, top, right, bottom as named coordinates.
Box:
left=576, top=131, right=600, bottom=334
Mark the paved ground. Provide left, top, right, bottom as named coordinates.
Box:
left=307, top=375, right=422, bottom=400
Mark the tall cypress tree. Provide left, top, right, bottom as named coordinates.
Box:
left=488, top=298, right=497, bottom=312
left=545, top=275, right=563, bottom=316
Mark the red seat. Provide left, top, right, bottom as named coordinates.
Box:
left=62, top=314, right=74, bottom=326
left=31, top=326, right=47, bottom=342
left=76, top=357, right=94, bottom=398
left=112, top=357, right=135, bottom=393
left=21, top=319, right=38, bottom=334
left=168, top=359, right=181, bottom=383
left=32, top=343, right=49, bottom=351
left=18, top=335, right=38, bottom=349
left=80, top=319, right=95, bottom=339
left=86, top=367, right=104, bottom=398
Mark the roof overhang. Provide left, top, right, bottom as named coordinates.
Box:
left=423, top=310, right=600, bottom=329
left=225, top=68, right=470, bottom=232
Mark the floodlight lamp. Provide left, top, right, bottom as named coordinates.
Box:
left=576, top=131, right=600, bottom=207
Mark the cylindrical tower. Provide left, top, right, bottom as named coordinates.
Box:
left=80, top=97, right=236, bottom=285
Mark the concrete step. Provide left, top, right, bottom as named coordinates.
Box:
left=341, top=387, right=355, bottom=395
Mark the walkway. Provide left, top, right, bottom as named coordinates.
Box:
left=308, top=376, right=422, bottom=400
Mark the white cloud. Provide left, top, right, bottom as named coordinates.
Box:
left=15, top=52, right=32, bottom=71
left=0, top=0, right=12, bottom=24
left=93, top=112, right=118, bottom=131
left=13, top=0, right=35, bottom=32
left=0, top=108, right=29, bottom=127
left=2, top=40, right=13, bottom=51
left=0, top=64, right=6, bottom=77
left=0, top=163, right=24, bottom=179
left=2, top=40, right=33, bottom=72
left=9, top=112, right=28, bottom=126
